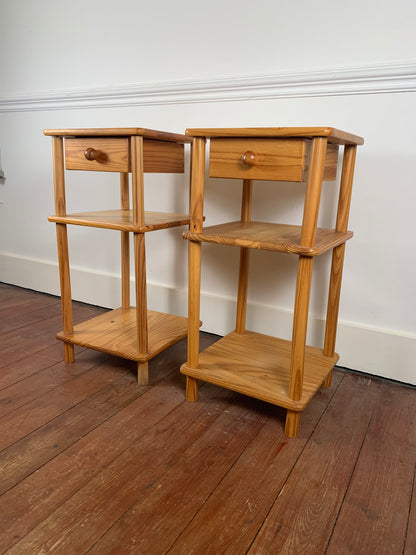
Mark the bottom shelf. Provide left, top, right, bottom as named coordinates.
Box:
left=180, top=330, right=339, bottom=412
left=57, top=308, right=188, bottom=362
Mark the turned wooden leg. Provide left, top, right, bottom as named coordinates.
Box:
left=322, top=243, right=346, bottom=389
left=236, top=179, right=253, bottom=334
left=285, top=410, right=300, bottom=438
left=322, top=372, right=333, bottom=388
left=56, top=223, right=74, bottom=364
left=289, top=256, right=314, bottom=401
left=137, top=361, right=149, bottom=385
left=134, top=232, right=148, bottom=385
left=186, top=376, right=198, bottom=401
left=236, top=247, right=250, bottom=334
left=120, top=172, right=130, bottom=310
left=64, top=342, right=74, bottom=363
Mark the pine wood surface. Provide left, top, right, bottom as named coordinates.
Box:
left=184, top=220, right=353, bottom=255
left=65, top=137, right=130, bottom=172
left=49, top=209, right=190, bottom=232
left=64, top=137, right=185, bottom=174
left=209, top=138, right=338, bottom=182
left=209, top=137, right=309, bottom=182
left=1, top=284, right=414, bottom=554
left=56, top=308, right=189, bottom=362
left=44, top=127, right=192, bottom=143
left=180, top=330, right=338, bottom=411
left=185, top=126, right=364, bottom=145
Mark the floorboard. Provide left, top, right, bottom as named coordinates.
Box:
left=169, top=372, right=344, bottom=555
left=247, top=372, right=383, bottom=554
left=326, top=380, right=416, bottom=555
left=0, top=283, right=414, bottom=555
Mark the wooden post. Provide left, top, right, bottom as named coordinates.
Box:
left=300, top=137, right=328, bottom=247
left=131, top=136, right=148, bottom=385
left=236, top=179, right=253, bottom=334
left=287, top=137, right=327, bottom=437
left=52, top=136, right=74, bottom=363
left=186, top=137, right=206, bottom=401
left=120, top=172, right=130, bottom=309
left=323, top=145, right=357, bottom=387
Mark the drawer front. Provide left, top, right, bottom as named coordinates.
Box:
left=209, top=138, right=339, bottom=182
left=65, top=138, right=130, bottom=172
left=209, top=138, right=308, bottom=182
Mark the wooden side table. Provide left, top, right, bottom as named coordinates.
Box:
left=181, top=127, right=364, bottom=437
left=45, top=127, right=192, bottom=385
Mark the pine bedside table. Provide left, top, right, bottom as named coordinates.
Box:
left=45, top=127, right=192, bottom=385
left=180, top=127, right=364, bottom=437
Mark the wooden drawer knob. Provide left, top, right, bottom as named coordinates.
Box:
left=84, top=147, right=98, bottom=161
left=241, top=150, right=257, bottom=167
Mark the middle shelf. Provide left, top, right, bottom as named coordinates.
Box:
left=49, top=209, right=190, bottom=232
left=184, top=221, right=352, bottom=256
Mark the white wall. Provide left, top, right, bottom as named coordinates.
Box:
left=0, top=0, right=415, bottom=384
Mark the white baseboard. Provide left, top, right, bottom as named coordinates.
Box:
left=1, top=251, right=415, bottom=385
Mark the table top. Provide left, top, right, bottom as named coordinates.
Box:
left=43, top=128, right=192, bottom=143
left=185, top=127, right=364, bottom=145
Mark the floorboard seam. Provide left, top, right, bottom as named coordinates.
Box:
left=402, top=460, right=416, bottom=554
left=323, top=401, right=376, bottom=554
left=244, top=371, right=347, bottom=554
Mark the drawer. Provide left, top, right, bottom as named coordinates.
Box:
left=64, top=138, right=184, bottom=173
left=209, top=138, right=338, bottom=182
left=65, top=138, right=130, bottom=172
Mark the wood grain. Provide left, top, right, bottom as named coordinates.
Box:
left=323, top=144, right=358, bottom=383
left=48, top=210, right=190, bottom=232
left=187, top=137, right=206, bottom=392
left=0, top=330, right=211, bottom=552
left=56, top=308, right=188, bottom=362
left=186, top=126, right=364, bottom=145
left=142, top=139, right=185, bottom=173
left=170, top=372, right=344, bottom=555
left=300, top=137, right=327, bottom=247
left=0, top=351, right=111, bottom=451
left=1, top=285, right=414, bottom=555
left=52, top=136, right=74, bottom=363
left=248, top=372, right=382, bottom=554
left=45, top=127, right=192, bottom=143
left=120, top=173, right=130, bottom=309
left=84, top=391, right=267, bottom=554
left=0, top=364, right=138, bottom=496
left=64, top=137, right=184, bottom=173
left=184, top=221, right=352, bottom=255
left=327, top=381, right=416, bottom=555
left=65, top=137, right=130, bottom=172
left=131, top=135, right=144, bottom=226
left=209, top=138, right=308, bottom=182
left=6, top=385, right=236, bottom=554
left=236, top=179, right=252, bottom=334
left=181, top=330, right=338, bottom=411
left=289, top=256, right=314, bottom=403
left=0, top=303, right=100, bottom=370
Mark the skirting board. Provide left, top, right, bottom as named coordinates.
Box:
left=1, top=251, right=415, bottom=386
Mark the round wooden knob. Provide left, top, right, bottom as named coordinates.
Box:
left=84, top=148, right=98, bottom=161
left=241, top=150, right=257, bottom=166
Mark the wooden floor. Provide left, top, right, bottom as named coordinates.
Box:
left=0, top=283, right=415, bottom=554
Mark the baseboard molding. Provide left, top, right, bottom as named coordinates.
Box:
left=1, top=61, right=415, bottom=113
left=1, top=251, right=415, bottom=385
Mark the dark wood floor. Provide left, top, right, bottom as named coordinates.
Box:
left=0, top=283, right=415, bottom=554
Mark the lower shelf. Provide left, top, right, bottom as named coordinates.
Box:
left=180, top=330, right=339, bottom=411
left=57, top=308, right=188, bottom=362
